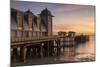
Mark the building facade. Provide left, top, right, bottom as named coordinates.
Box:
left=11, top=8, right=54, bottom=39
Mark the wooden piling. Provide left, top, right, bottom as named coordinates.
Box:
left=43, top=42, right=48, bottom=57
left=26, top=46, right=31, bottom=59
left=20, top=46, right=26, bottom=63
left=47, top=41, right=50, bottom=57
left=13, top=48, right=18, bottom=62
left=57, top=39, right=61, bottom=56
left=40, top=43, right=43, bottom=58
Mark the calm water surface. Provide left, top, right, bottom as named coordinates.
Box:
left=59, top=36, right=95, bottom=62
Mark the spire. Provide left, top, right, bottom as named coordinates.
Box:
left=25, top=9, right=33, bottom=15
left=26, top=9, right=31, bottom=13
left=45, top=7, right=48, bottom=11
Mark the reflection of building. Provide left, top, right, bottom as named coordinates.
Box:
left=11, top=8, right=54, bottom=38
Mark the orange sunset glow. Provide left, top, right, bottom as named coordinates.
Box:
left=52, top=4, right=95, bottom=35
left=53, top=16, right=95, bottom=35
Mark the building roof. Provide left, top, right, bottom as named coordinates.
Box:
left=25, top=9, right=34, bottom=15
left=11, top=8, right=52, bottom=32
left=11, top=8, right=24, bottom=14
left=11, top=8, right=24, bottom=23
left=40, top=8, right=54, bottom=17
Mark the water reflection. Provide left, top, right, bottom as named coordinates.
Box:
left=59, top=36, right=95, bottom=62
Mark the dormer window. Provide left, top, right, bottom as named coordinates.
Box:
left=17, top=12, right=23, bottom=28
left=29, top=15, right=33, bottom=29
left=34, top=16, right=37, bottom=26
left=25, top=9, right=33, bottom=29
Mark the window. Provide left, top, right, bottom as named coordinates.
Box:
left=29, top=31, right=32, bottom=37
left=25, top=31, right=29, bottom=37
left=29, top=15, right=33, bottom=28
left=17, top=13, right=23, bottom=27
left=11, top=30, right=17, bottom=38
left=17, top=31, right=22, bottom=38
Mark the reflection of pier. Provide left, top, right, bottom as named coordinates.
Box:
left=11, top=35, right=75, bottom=63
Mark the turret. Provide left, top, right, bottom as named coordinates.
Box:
left=39, top=8, right=54, bottom=36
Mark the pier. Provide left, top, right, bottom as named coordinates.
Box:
left=11, top=35, right=75, bottom=63
left=11, top=7, right=90, bottom=66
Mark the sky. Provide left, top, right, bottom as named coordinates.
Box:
left=11, top=1, right=95, bottom=35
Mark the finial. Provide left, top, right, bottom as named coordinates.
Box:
left=28, top=9, right=30, bottom=11
left=45, top=7, right=48, bottom=10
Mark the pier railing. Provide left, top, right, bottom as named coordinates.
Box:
left=11, top=35, right=76, bottom=47
left=11, top=35, right=66, bottom=43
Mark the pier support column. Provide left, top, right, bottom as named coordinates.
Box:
left=51, top=41, right=54, bottom=56
left=31, top=45, right=37, bottom=57
left=13, top=48, right=17, bottom=62
left=62, top=38, right=66, bottom=52
left=40, top=43, right=43, bottom=57
left=20, top=46, right=27, bottom=63
left=47, top=41, right=50, bottom=57
left=43, top=42, right=48, bottom=57
left=57, top=39, right=61, bottom=56
left=26, top=46, right=31, bottom=59
left=49, top=41, right=53, bottom=56
left=36, top=45, right=41, bottom=57
left=31, top=46, right=35, bottom=57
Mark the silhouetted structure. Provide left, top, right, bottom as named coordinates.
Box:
left=58, top=31, right=66, bottom=36
left=11, top=8, right=81, bottom=66
left=67, top=31, right=75, bottom=37
left=75, top=34, right=89, bottom=43
left=11, top=8, right=54, bottom=39
left=58, top=31, right=76, bottom=37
